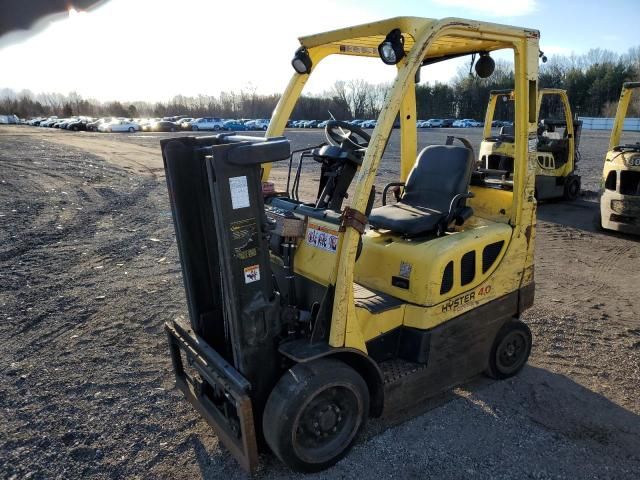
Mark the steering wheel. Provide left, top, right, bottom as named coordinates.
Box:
left=324, top=120, right=371, bottom=149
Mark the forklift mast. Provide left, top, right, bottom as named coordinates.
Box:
left=162, top=134, right=290, bottom=469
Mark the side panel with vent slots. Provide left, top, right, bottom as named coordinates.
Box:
left=355, top=222, right=513, bottom=308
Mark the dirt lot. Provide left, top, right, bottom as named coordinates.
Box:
left=1, top=125, right=639, bottom=479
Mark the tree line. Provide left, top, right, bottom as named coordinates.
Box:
left=1, top=47, right=639, bottom=121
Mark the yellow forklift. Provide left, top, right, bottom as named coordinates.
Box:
left=596, top=81, right=640, bottom=234
left=162, top=16, right=540, bottom=473
left=479, top=88, right=582, bottom=200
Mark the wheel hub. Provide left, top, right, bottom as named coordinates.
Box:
left=316, top=405, right=341, bottom=434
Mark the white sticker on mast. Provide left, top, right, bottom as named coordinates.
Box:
left=229, top=176, right=250, bottom=209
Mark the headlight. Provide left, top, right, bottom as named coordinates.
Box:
left=378, top=28, right=405, bottom=65
left=291, top=47, right=312, bottom=74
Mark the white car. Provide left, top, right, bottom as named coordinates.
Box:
left=98, top=120, right=140, bottom=133
left=425, top=119, right=444, bottom=128
left=190, top=117, right=225, bottom=131
left=245, top=119, right=270, bottom=130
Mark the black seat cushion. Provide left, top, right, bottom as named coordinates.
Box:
left=369, top=145, right=473, bottom=236
left=368, top=202, right=442, bottom=236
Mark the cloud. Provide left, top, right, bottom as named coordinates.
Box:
left=432, top=0, right=537, bottom=17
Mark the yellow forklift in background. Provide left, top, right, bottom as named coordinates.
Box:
left=479, top=88, right=582, bottom=200
left=596, top=81, right=640, bottom=234
left=161, top=16, right=541, bottom=473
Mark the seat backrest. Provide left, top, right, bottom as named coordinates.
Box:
left=402, top=145, right=473, bottom=213
left=500, top=125, right=514, bottom=136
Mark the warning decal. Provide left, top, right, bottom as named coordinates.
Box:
left=243, top=264, right=260, bottom=283
left=229, top=176, right=250, bottom=209
left=306, top=223, right=339, bottom=253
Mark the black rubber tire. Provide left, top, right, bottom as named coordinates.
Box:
left=592, top=209, right=604, bottom=231
left=192, top=125, right=199, bottom=131
left=213, top=125, right=220, bottom=131
left=485, top=320, right=532, bottom=380
left=263, top=358, right=369, bottom=473
left=128, top=127, right=134, bottom=133
left=563, top=175, right=581, bottom=201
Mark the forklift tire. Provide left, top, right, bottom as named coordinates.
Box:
left=592, top=210, right=604, bottom=232
left=563, top=175, right=581, bottom=201
left=485, top=320, right=532, bottom=380
left=263, top=358, right=369, bottom=472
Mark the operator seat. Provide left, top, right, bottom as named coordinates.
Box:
left=368, top=145, right=474, bottom=237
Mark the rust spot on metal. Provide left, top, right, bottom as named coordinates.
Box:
left=524, top=224, right=534, bottom=246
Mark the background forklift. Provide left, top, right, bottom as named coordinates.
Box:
left=478, top=88, right=582, bottom=200
left=596, top=81, right=640, bottom=234
left=162, top=16, right=540, bottom=473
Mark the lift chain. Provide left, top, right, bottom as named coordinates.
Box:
left=339, top=207, right=368, bottom=234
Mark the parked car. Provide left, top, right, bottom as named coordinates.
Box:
left=190, top=117, right=225, bottom=131
left=87, top=118, right=111, bottom=131
left=442, top=118, right=455, bottom=127
left=40, top=117, right=59, bottom=127
left=244, top=119, right=269, bottom=130
left=53, top=118, right=73, bottom=128
left=141, top=118, right=161, bottom=131
left=178, top=118, right=194, bottom=130
left=98, top=120, right=140, bottom=133
left=425, top=118, right=444, bottom=128
left=66, top=119, right=90, bottom=131
left=360, top=120, right=377, bottom=128
left=222, top=120, right=247, bottom=131
left=150, top=121, right=179, bottom=132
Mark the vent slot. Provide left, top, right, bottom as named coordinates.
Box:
left=460, top=251, right=476, bottom=286
left=440, top=261, right=454, bottom=294
left=482, top=241, right=505, bottom=273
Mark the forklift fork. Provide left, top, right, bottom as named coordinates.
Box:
left=165, top=318, right=259, bottom=473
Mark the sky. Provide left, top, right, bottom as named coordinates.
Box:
left=0, top=0, right=638, bottom=102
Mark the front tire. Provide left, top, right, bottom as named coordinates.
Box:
left=563, top=175, right=581, bottom=201
left=128, top=127, right=134, bottom=133
left=192, top=125, right=199, bottom=131
left=263, top=358, right=369, bottom=473
left=485, top=320, right=532, bottom=380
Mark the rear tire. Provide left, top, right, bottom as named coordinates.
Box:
left=563, top=175, right=581, bottom=201
left=192, top=125, right=199, bottom=131
left=485, top=320, right=532, bottom=380
left=263, top=358, right=369, bottom=473
left=213, top=125, right=220, bottom=131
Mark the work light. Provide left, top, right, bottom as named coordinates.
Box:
left=378, top=29, right=405, bottom=65
left=474, top=52, right=495, bottom=78
left=292, top=47, right=312, bottom=74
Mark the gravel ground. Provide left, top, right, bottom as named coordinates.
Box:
left=1, top=126, right=639, bottom=479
